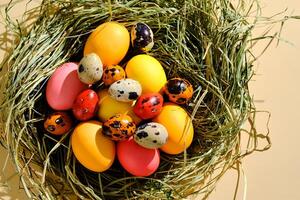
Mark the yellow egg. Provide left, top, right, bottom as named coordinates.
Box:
left=71, top=121, right=115, bottom=172
left=126, top=55, right=167, bottom=94
left=84, top=22, right=130, bottom=67
left=97, top=89, right=141, bottom=124
left=153, top=103, right=194, bottom=155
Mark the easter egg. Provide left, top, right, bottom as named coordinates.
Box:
left=103, top=65, right=126, bottom=86
left=117, top=137, right=160, bottom=177
left=78, top=53, right=103, bottom=84
left=108, top=79, right=142, bottom=102
left=44, top=112, right=73, bottom=135
left=72, top=89, right=99, bottom=121
left=103, top=114, right=136, bottom=141
left=84, top=22, right=130, bottom=67
left=153, top=103, right=194, bottom=154
left=97, top=89, right=141, bottom=124
left=133, top=93, right=163, bottom=119
left=131, top=22, right=154, bottom=52
left=71, top=121, right=115, bottom=172
left=46, top=62, right=88, bottom=110
left=126, top=55, right=167, bottom=94
left=134, top=122, right=168, bottom=149
left=163, top=78, right=194, bottom=104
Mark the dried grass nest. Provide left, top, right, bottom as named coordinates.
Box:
left=0, top=0, right=275, bottom=199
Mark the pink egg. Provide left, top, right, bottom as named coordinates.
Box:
left=117, top=137, right=160, bottom=177
left=46, top=62, right=88, bottom=110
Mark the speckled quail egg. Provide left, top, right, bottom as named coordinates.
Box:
left=78, top=53, right=103, bottom=84
left=163, top=78, right=194, bottom=104
left=131, top=22, right=154, bottom=52
left=102, top=65, right=126, bottom=86
left=102, top=114, right=136, bottom=141
left=134, top=122, right=168, bottom=149
left=108, top=79, right=142, bottom=102
left=44, top=112, right=73, bottom=135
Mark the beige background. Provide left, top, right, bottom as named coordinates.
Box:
left=0, top=0, right=299, bottom=199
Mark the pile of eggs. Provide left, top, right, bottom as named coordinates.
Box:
left=44, top=21, right=194, bottom=177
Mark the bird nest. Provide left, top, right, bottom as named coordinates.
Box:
left=0, top=0, right=273, bottom=199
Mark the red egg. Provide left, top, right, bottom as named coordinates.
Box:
left=133, top=93, right=163, bottom=120
left=72, top=89, right=99, bottom=121
left=117, top=137, right=160, bottom=177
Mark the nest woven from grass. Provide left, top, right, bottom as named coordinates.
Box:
left=0, top=0, right=273, bottom=199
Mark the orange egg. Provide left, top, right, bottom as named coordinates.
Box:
left=71, top=121, right=115, bottom=172
left=84, top=22, right=130, bottom=67
left=44, top=112, right=73, bottom=135
left=103, top=114, right=136, bottom=141
left=97, top=89, right=141, bottom=124
left=153, top=103, right=194, bottom=154
left=102, top=65, right=126, bottom=86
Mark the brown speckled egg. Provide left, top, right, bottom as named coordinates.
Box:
left=163, top=78, right=193, bottom=104
left=102, top=65, right=126, bottom=86
left=44, top=112, right=73, bottom=135
left=102, top=114, right=136, bottom=141
left=131, top=22, right=154, bottom=52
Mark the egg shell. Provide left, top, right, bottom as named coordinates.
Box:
left=133, top=93, right=163, bottom=119
left=84, top=22, right=130, bottom=67
left=117, top=137, right=160, bottom=177
left=134, top=122, right=168, bottom=149
left=44, top=112, right=73, bottom=135
left=108, top=79, right=142, bottom=102
left=46, top=62, right=88, bottom=110
left=72, top=89, right=99, bottom=121
left=163, top=78, right=194, bottom=104
left=71, top=121, right=115, bottom=172
left=97, top=89, right=141, bottom=124
left=103, top=114, right=136, bottom=141
left=153, top=103, right=194, bottom=154
left=78, top=53, right=103, bottom=84
left=126, top=55, right=167, bottom=94
left=103, top=65, right=126, bottom=86
left=131, top=22, right=154, bottom=52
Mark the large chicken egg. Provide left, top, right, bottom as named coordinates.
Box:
left=46, top=62, right=88, bottom=110
left=97, top=89, right=141, bottom=124
left=84, top=22, right=130, bottom=67
left=126, top=55, right=167, bottom=94
left=71, top=121, right=115, bottom=172
left=117, top=137, right=160, bottom=177
left=153, top=103, right=194, bottom=154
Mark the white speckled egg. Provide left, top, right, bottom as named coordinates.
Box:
left=78, top=53, right=103, bottom=84
left=108, top=79, right=142, bottom=102
left=134, top=122, right=168, bottom=149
